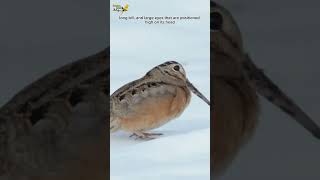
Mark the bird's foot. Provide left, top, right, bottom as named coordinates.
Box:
left=130, top=132, right=163, bottom=140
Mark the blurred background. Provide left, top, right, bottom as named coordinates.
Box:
left=0, top=0, right=108, bottom=107
left=215, top=0, right=320, bottom=179
left=2, top=0, right=320, bottom=179
left=0, top=1, right=109, bottom=178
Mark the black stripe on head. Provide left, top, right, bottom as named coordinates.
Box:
left=159, top=61, right=178, bottom=67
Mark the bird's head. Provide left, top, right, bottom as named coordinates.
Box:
left=211, top=1, right=244, bottom=53
left=146, top=61, right=210, bottom=106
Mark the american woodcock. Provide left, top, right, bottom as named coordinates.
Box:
left=0, top=49, right=108, bottom=179
left=110, top=61, right=210, bottom=139
left=211, top=1, right=320, bottom=177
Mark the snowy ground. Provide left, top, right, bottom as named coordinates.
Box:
left=111, top=129, right=210, bottom=180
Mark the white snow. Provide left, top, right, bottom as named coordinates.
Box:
left=111, top=129, right=210, bottom=180
left=110, top=0, right=210, bottom=179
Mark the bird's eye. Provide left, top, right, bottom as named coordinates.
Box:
left=211, top=12, right=223, bottom=30
left=173, top=65, right=180, bottom=71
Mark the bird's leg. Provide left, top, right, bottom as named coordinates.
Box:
left=129, top=131, right=163, bottom=140
left=143, top=132, right=163, bottom=136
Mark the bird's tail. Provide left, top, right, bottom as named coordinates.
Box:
left=110, top=99, right=121, bottom=133
left=110, top=116, right=121, bottom=133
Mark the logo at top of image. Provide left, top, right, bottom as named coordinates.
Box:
left=113, top=4, right=129, bottom=15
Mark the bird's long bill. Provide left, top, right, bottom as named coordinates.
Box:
left=243, top=54, right=320, bottom=139
left=186, top=80, right=210, bottom=106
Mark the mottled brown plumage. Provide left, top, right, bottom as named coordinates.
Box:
left=110, top=61, right=210, bottom=139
